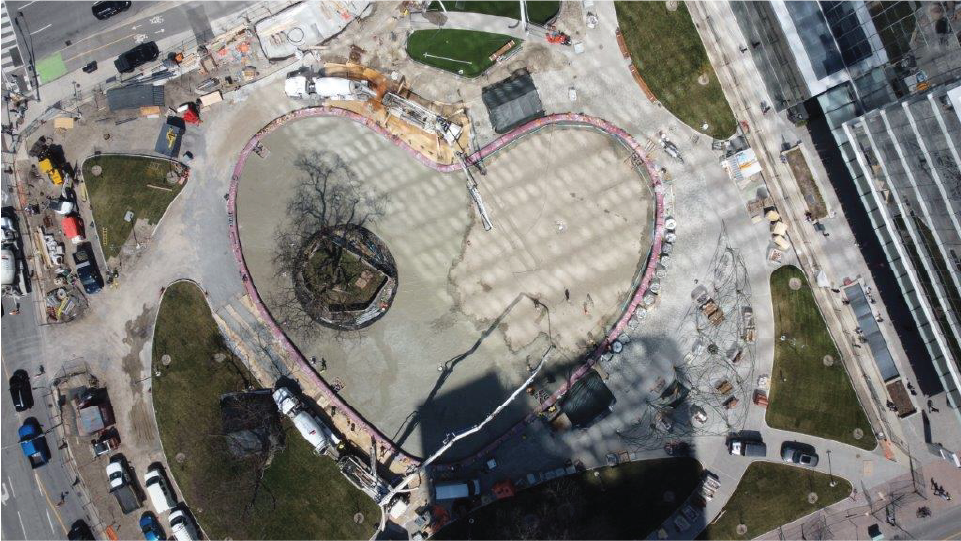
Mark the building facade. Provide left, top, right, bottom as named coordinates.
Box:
left=842, top=83, right=961, bottom=410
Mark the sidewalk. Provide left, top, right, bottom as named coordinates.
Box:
left=688, top=0, right=914, bottom=458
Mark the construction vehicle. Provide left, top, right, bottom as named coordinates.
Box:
left=272, top=386, right=340, bottom=456
left=28, top=137, right=68, bottom=185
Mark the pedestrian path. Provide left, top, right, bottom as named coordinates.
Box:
left=1, top=1, right=24, bottom=72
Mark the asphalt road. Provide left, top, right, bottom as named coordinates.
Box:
left=1, top=296, right=89, bottom=541
left=8, top=1, right=254, bottom=75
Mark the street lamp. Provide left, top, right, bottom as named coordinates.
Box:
left=827, top=449, right=838, bottom=487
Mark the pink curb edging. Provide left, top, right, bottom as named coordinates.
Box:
left=227, top=107, right=666, bottom=469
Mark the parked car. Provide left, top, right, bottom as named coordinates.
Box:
left=139, top=512, right=165, bottom=541
left=92, top=1, right=131, bottom=19
left=781, top=441, right=819, bottom=467
left=18, top=418, right=50, bottom=468
left=9, top=369, right=33, bottom=411
left=114, top=41, right=160, bottom=73
left=68, top=520, right=95, bottom=540
left=169, top=508, right=199, bottom=541
left=72, top=242, right=103, bottom=294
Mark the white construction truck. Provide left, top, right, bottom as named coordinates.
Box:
left=284, top=70, right=371, bottom=101
left=272, top=386, right=341, bottom=456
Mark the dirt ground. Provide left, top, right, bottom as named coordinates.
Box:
left=236, top=116, right=653, bottom=458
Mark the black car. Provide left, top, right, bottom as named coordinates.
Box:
left=72, top=242, right=103, bottom=294
left=114, top=41, right=160, bottom=73
left=92, top=1, right=131, bottom=20
left=68, top=520, right=95, bottom=540
left=9, top=369, right=33, bottom=412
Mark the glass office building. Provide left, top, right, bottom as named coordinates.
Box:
left=841, top=84, right=961, bottom=410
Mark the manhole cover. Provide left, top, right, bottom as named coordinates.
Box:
left=91, top=165, right=103, bottom=176
left=213, top=353, right=226, bottom=363
left=103, top=133, right=110, bottom=140
left=666, top=0, right=679, bottom=11
left=663, top=490, right=675, bottom=503
left=823, top=355, right=834, bottom=367
left=353, top=512, right=364, bottom=524
left=789, top=277, right=802, bottom=290
left=175, top=452, right=186, bottom=463
left=736, top=524, right=748, bottom=535
left=161, top=354, right=172, bottom=366
left=853, top=428, right=864, bottom=440
left=698, top=73, right=710, bottom=86
left=808, top=492, right=819, bottom=504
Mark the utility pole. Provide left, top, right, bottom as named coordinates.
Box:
left=519, top=0, right=529, bottom=34
left=14, top=11, right=41, bottom=101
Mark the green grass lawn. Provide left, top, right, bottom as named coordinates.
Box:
left=439, top=457, right=702, bottom=539
left=427, top=1, right=560, bottom=26
left=82, top=155, right=184, bottom=261
left=614, top=1, right=737, bottom=139
left=406, top=29, right=516, bottom=77
left=768, top=266, right=876, bottom=450
left=700, top=462, right=851, bottom=540
left=152, top=281, right=377, bottom=540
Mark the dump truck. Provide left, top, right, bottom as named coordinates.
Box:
left=19, top=420, right=51, bottom=468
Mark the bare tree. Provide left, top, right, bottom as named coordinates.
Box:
left=268, top=151, right=389, bottom=335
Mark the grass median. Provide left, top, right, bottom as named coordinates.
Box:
left=152, top=281, right=377, bottom=539
left=768, top=266, right=876, bottom=450
left=82, top=155, right=184, bottom=261
left=614, top=1, right=737, bottom=138
left=700, top=462, right=851, bottom=539
left=406, top=29, right=516, bottom=78
left=439, top=457, right=702, bottom=539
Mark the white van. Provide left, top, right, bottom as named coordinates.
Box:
left=143, top=465, right=177, bottom=514
left=433, top=479, right=481, bottom=501
left=169, top=508, right=199, bottom=541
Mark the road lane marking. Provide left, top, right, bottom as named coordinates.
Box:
left=63, top=32, right=136, bottom=63
left=45, top=508, right=55, bottom=535
left=17, top=510, right=26, bottom=538
left=28, top=22, right=50, bottom=35
left=1, top=481, right=8, bottom=505
left=18, top=1, right=39, bottom=9
left=33, top=472, right=67, bottom=536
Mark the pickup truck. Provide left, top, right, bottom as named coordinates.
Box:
left=19, top=419, right=51, bottom=468
left=106, top=455, right=140, bottom=514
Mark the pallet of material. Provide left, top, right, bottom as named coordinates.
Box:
left=715, top=380, right=733, bottom=395
left=723, top=396, right=739, bottom=409
left=886, top=380, right=917, bottom=418
left=629, top=65, right=657, bottom=102
left=489, top=40, right=516, bottom=62
left=709, top=309, right=725, bottom=326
